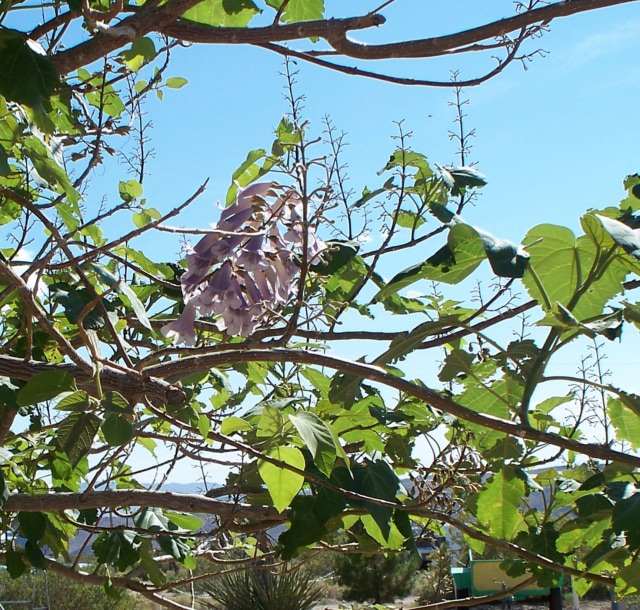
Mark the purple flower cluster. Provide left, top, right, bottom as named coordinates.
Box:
left=162, top=182, right=326, bottom=344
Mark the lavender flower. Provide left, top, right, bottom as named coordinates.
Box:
left=162, top=182, right=326, bottom=344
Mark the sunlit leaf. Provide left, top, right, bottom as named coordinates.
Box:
left=258, top=446, right=305, bottom=513
left=608, top=398, right=640, bottom=450
left=476, top=466, right=526, bottom=540
left=289, top=411, right=336, bottom=476
left=182, top=0, right=259, bottom=27
left=118, top=179, right=143, bottom=202
left=120, top=38, right=156, bottom=73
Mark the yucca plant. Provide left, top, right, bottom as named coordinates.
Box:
left=203, top=564, right=322, bottom=610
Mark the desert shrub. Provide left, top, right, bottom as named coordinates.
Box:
left=334, top=551, right=420, bottom=604
left=202, top=564, right=322, bottom=610
left=0, top=569, right=135, bottom=610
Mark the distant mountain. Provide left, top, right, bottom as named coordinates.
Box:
left=156, top=482, right=217, bottom=494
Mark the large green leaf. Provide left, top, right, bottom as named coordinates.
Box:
left=101, top=413, right=134, bottom=446
left=522, top=223, right=626, bottom=320
left=0, top=28, right=59, bottom=106
left=56, top=412, right=102, bottom=467
left=608, top=397, right=640, bottom=450
left=289, top=411, right=336, bottom=476
left=182, top=0, right=259, bottom=28
left=373, top=223, right=486, bottom=301
left=258, top=446, right=305, bottom=513
left=352, top=460, right=399, bottom=540
left=17, top=370, right=77, bottom=407
left=267, top=0, right=324, bottom=23
left=475, top=466, right=526, bottom=540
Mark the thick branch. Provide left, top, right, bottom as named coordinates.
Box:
left=147, top=349, right=640, bottom=468
left=4, top=489, right=283, bottom=522
left=50, top=0, right=204, bottom=75
left=323, top=0, right=639, bottom=60
left=48, top=0, right=639, bottom=77
left=0, top=354, right=185, bottom=406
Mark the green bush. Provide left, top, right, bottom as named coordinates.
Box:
left=334, top=552, right=420, bottom=604
left=0, top=569, right=135, bottom=610
left=202, top=564, right=322, bottom=610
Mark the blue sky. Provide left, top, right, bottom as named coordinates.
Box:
left=131, top=1, right=640, bottom=250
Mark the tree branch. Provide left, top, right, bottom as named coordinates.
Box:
left=4, top=489, right=284, bottom=522
left=47, top=0, right=639, bottom=79
left=146, top=348, right=640, bottom=468
left=0, top=354, right=185, bottom=406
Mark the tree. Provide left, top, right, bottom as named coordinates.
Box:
left=1, top=1, right=640, bottom=609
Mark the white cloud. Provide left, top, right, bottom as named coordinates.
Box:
left=562, top=19, right=640, bottom=69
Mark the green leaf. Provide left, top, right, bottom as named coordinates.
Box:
left=522, top=223, right=626, bottom=319
left=373, top=223, right=485, bottom=301
left=5, top=549, right=27, bottom=578
left=18, top=511, right=47, bottom=540
left=268, top=0, right=324, bottom=23
left=288, top=411, right=336, bottom=476
left=0, top=28, right=60, bottom=106
left=120, top=38, right=156, bottom=73
left=165, top=511, right=205, bottom=531
left=132, top=207, right=162, bottom=228
left=258, top=446, right=305, bottom=513
left=352, top=460, right=399, bottom=539
left=226, top=148, right=275, bottom=205
left=448, top=166, right=487, bottom=196
left=608, top=397, right=640, bottom=450
left=165, top=76, right=188, bottom=89
left=17, top=370, right=77, bottom=407
left=55, top=390, right=91, bottom=412
left=595, top=213, right=640, bottom=259
left=49, top=283, right=106, bottom=329
left=118, top=179, right=143, bottom=202
left=57, top=412, right=102, bottom=467
left=101, top=413, right=134, bottom=446
left=101, top=391, right=131, bottom=413
left=93, top=531, right=140, bottom=572
left=0, top=470, right=8, bottom=506
left=22, top=136, right=79, bottom=206
left=475, top=466, right=526, bottom=540
left=91, top=263, right=152, bottom=329
left=310, top=240, right=360, bottom=275
left=612, top=490, right=640, bottom=549
left=473, top=226, right=529, bottom=278
left=220, top=416, right=253, bottom=434
left=378, top=317, right=458, bottom=366
left=182, top=0, right=259, bottom=27
left=24, top=540, right=46, bottom=569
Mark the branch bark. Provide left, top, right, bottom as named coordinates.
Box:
left=146, top=348, right=640, bottom=469
left=4, top=489, right=284, bottom=522
left=47, top=0, right=639, bottom=78
left=0, top=354, right=185, bottom=407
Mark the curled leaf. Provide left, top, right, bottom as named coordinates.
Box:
left=596, top=214, right=640, bottom=259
